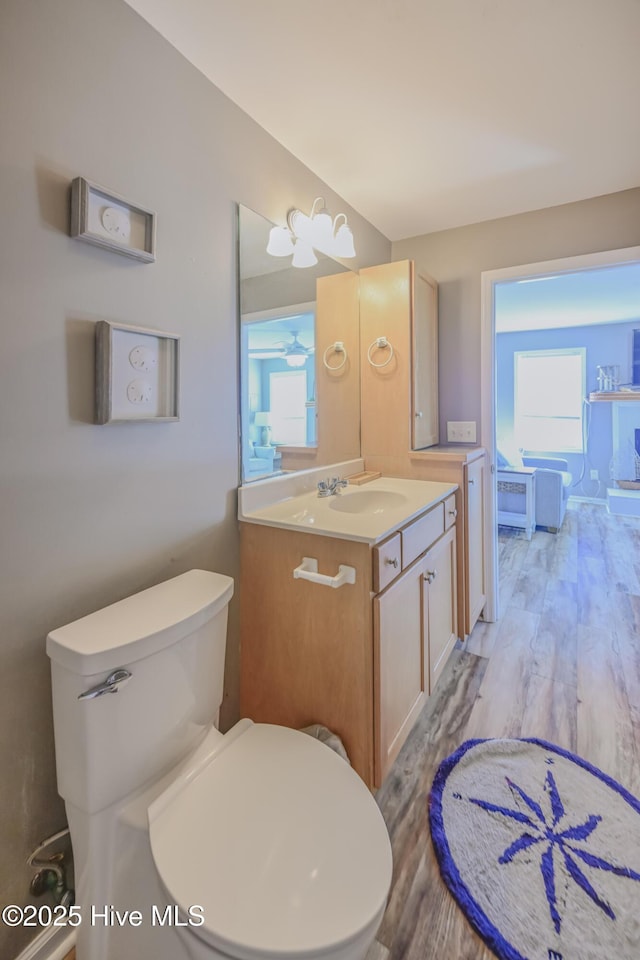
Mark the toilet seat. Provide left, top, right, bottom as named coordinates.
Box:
left=149, top=722, right=392, bottom=960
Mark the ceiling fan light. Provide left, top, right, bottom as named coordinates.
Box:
left=333, top=222, right=356, bottom=258
left=286, top=353, right=308, bottom=367
left=291, top=238, right=318, bottom=269
left=266, top=225, right=294, bottom=257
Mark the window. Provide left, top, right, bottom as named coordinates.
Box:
left=514, top=348, right=586, bottom=452
left=269, top=370, right=307, bottom=444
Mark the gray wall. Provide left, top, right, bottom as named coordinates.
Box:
left=393, top=189, right=640, bottom=443
left=0, top=0, right=390, bottom=954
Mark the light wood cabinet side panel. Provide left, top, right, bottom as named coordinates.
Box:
left=360, top=261, right=412, bottom=460
left=239, top=523, right=375, bottom=785
left=465, top=454, right=487, bottom=632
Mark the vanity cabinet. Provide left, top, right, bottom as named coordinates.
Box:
left=359, top=260, right=438, bottom=460
left=240, top=497, right=457, bottom=790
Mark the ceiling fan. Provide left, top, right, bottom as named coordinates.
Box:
left=249, top=331, right=314, bottom=367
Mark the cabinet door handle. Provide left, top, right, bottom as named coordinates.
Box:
left=468, top=478, right=475, bottom=485
left=415, top=411, right=423, bottom=418
left=424, top=569, right=437, bottom=583
left=448, top=508, right=458, bottom=518
left=385, top=557, right=399, bottom=568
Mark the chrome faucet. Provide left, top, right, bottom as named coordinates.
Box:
left=317, top=476, right=348, bottom=497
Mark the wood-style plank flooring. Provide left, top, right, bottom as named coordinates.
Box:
left=369, top=502, right=640, bottom=960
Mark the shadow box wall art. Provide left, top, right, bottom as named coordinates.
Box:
left=70, top=177, right=156, bottom=263
left=96, top=320, right=180, bottom=424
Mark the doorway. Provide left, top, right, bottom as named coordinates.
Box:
left=480, top=245, right=640, bottom=621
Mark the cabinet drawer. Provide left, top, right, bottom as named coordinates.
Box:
left=444, top=494, right=457, bottom=530
left=402, top=503, right=444, bottom=569
left=373, top=533, right=402, bottom=593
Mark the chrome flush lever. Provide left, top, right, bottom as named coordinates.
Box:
left=78, top=669, right=132, bottom=701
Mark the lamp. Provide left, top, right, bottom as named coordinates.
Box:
left=291, top=238, right=318, bottom=269
left=332, top=214, right=356, bottom=258
left=306, top=198, right=333, bottom=251
left=266, top=225, right=294, bottom=257
left=266, top=197, right=357, bottom=267
left=254, top=411, right=272, bottom=446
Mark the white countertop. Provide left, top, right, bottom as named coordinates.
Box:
left=238, top=476, right=457, bottom=544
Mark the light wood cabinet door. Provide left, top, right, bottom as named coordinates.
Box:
left=423, top=527, right=457, bottom=693
left=374, top=562, right=426, bottom=786
left=465, top=454, right=486, bottom=632
left=412, top=270, right=439, bottom=450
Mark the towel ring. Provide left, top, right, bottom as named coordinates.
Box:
left=323, top=341, right=348, bottom=371
left=367, top=336, right=394, bottom=368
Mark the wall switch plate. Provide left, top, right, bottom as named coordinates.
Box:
left=590, top=469, right=599, bottom=480
left=447, top=421, right=477, bottom=443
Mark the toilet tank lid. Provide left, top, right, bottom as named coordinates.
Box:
left=46, top=570, right=234, bottom=676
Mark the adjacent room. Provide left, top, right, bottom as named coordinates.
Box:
left=495, top=262, right=640, bottom=536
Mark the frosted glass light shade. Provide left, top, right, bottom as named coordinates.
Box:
left=285, top=354, right=307, bottom=368
left=333, top=222, right=356, bottom=258
left=310, top=205, right=333, bottom=249
left=291, top=239, right=318, bottom=268
left=266, top=226, right=294, bottom=257
left=288, top=209, right=314, bottom=243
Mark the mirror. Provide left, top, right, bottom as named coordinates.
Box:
left=238, top=204, right=361, bottom=483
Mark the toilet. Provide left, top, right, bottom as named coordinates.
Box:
left=47, top=569, right=392, bottom=960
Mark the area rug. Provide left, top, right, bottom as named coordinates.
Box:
left=429, top=738, right=640, bottom=960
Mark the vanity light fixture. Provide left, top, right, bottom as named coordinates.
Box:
left=265, top=197, right=356, bottom=267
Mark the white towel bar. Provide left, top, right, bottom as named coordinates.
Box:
left=293, top=557, right=356, bottom=589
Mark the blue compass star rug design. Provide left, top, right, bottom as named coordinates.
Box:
left=429, top=738, right=640, bottom=960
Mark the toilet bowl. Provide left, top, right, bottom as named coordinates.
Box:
left=47, top=570, right=392, bottom=960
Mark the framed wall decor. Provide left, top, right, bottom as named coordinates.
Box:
left=70, top=177, right=156, bottom=263
left=95, top=320, right=180, bottom=423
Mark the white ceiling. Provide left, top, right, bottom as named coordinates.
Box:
left=124, top=0, right=640, bottom=240
left=495, top=262, right=640, bottom=333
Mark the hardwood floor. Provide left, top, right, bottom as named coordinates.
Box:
left=370, top=502, right=640, bottom=960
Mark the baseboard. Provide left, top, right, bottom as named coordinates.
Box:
left=568, top=495, right=606, bottom=505
left=15, top=925, right=74, bottom=960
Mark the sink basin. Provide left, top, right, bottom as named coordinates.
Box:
left=328, top=490, right=408, bottom=515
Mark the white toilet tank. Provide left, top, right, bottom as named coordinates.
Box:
left=47, top=570, right=233, bottom=815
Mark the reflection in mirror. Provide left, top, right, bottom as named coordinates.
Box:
left=238, top=204, right=358, bottom=484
